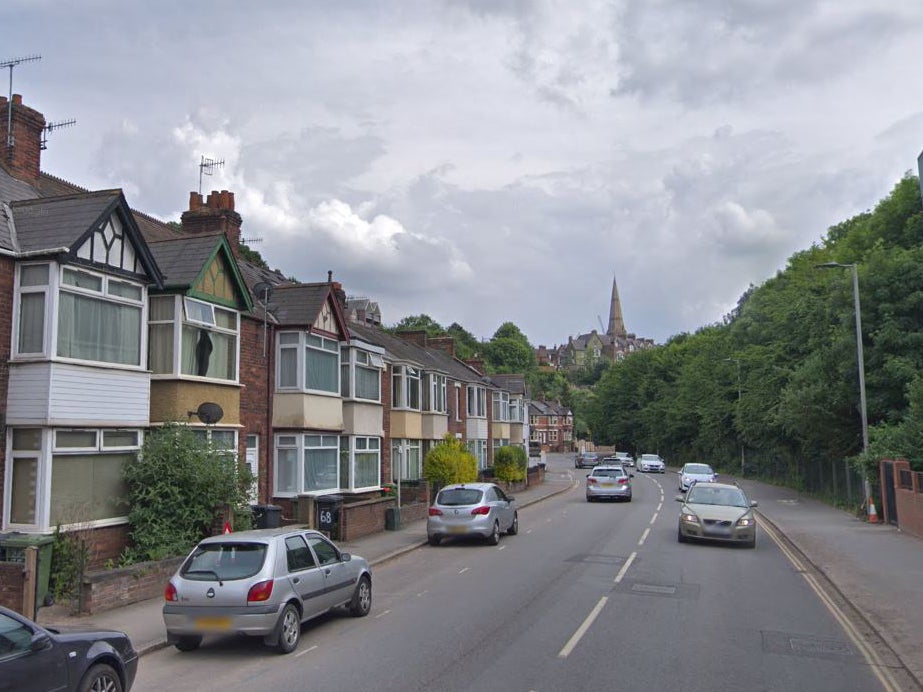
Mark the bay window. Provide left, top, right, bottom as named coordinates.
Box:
left=148, top=295, right=239, bottom=381
left=340, top=347, right=383, bottom=401
left=276, top=332, right=340, bottom=394
left=274, top=434, right=340, bottom=495
left=392, top=365, right=421, bottom=410
left=339, top=436, right=381, bottom=491
left=466, top=385, right=486, bottom=418
left=492, top=391, right=510, bottom=421
left=423, top=373, right=447, bottom=413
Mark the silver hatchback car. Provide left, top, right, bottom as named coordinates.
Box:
left=163, top=527, right=372, bottom=654
left=427, top=482, right=518, bottom=546
left=586, top=464, right=633, bottom=502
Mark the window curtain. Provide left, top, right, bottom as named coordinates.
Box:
left=18, top=293, right=45, bottom=353
left=50, top=453, right=130, bottom=524
left=305, top=348, right=338, bottom=392
left=276, top=449, right=298, bottom=493
left=354, top=451, right=379, bottom=488
left=356, top=366, right=379, bottom=400
left=304, top=447, right=338, bottom=491
left=58, top=293, right=141, bottom=365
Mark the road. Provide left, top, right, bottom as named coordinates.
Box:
left=133, top=454, right=888, bottom=691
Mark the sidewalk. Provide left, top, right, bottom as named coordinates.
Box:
left=36, top=474, right=574, bottom=657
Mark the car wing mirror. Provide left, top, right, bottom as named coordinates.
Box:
left=507, top=496, right=515, bottom=503
left=675, top=495, right=684, bottom=502
left=750, top=501, right=758, bottom=508
left=31, top=632, right=53, bottom=652
left=340, top=553, right=352, bottom=562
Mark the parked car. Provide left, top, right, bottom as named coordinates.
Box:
left=427, top=482, right=518, bottom=546
left=0, top=604, right=138, bottom=692
left=637, top=453, right=666, bottom=473
left=163, top=527, right=372, bottom=654
left=586, top=464, right=634, bottom=502
left=676, top=481, right=757, bottom=548
left=678, top=462, right=718, bottom=491
left=574, top=452, right=600, bottom=469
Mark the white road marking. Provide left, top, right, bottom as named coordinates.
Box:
left=638, top=528, right=650, bottom=546
left=374, top=609, right=391, bottom=619
left=459, top=567, right=469, bottom=574
left=614, top=551, right=637, bottom=583
left=295, top=645, right=318, bottom=657
left=498, top=545, right=506, bottom=551
left=656, top=502, right=663, bottom=512
left=417, top=590, right=428, bottom=597
left=649, top=512, right=658, bottom=525
left=558, top=596, right=608, bottom=658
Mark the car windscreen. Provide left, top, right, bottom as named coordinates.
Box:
left=684, top=464, right=713, bottom=474
left=437, top=488, right=484, bottom=506
left=591, top=469, right=625, bottom=478
left=687, top=487, right=748, bottom=507
left=181, top=542, right=267, bottom=581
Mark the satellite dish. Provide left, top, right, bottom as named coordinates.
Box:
left=252, top=281, right=273, bottom=304
left=194, top=402, right=224, bottom=425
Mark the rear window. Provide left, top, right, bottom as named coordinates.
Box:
left=591, top=468, right=625, bottom=478
left=684, top=464, right=713, bottom=474
left=181, top=542, right=267, bottom=581
left=437, top=488, right=483, bottom=506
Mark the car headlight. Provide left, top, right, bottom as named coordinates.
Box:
left=681, top=512, right=699, bottom=524
left=736, top=516, right=755, bottom=527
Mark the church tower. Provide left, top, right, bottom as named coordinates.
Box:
left=607, top=275, right=627, bottom=339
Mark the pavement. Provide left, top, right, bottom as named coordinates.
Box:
left=35, top=466, right=923, bottom=689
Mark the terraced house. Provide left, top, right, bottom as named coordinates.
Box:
left=0, top=93, right=532, bottom=566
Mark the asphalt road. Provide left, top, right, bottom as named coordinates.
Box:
left=133, top=455, right=886, bottom=692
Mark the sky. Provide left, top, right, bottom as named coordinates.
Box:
left=4, top=1, right=923, bottom=347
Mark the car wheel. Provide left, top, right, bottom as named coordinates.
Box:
left=78, top=663, right=122, bottom=692
left=275, top=603, right=302, bottom=654
left=428, top=534, right=441, bottom=546
left=487, top=521, right=500, bottom=546
left=507, top=512, right=519, bottom=535
left=174, top=635, right=202, bottom=652
left=349, top=575, right=372, bottom=617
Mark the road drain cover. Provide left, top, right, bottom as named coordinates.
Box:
left=762, top=631, right=855, bottom=660
left=631, top=583, right=677, bottom=595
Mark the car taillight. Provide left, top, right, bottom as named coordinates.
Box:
left=247, top=580, right=274, bottom=602
left=587, top=478, right=598, bottom=485
left=428, top=507, right=443, bottom=516
left=470, top=505, right=491, bottom=515
left=618, top=478, right=629, bottom=484
left=164, top=581, right=178, bottom=602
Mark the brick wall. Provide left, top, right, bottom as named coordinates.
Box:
left=0, top=255, right=12, bottom=506
left=0, top=562, right=24, bottom=611
left=239, top=314, right=272, bottom=503
left=84, top=524, right=132, bottom=569
left=77, top=556, right=184, bottom=615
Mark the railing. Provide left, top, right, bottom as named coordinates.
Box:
left=898, top=468, right=913, bottom=490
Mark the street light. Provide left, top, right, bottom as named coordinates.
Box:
left=815, top=262, right=871, bottom=516
left=724, top=357, right=744, bottom=477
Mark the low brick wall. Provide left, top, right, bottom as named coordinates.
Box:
left=77, top=556, right=184, bottom=615
left=0, top=561, right=23, bottom=611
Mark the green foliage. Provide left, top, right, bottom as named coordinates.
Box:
left=121, top=424, right=254, bottom=562
left=392, top=314, right=446, bottom=335
left=423, top=434, right=478, bottom=489
left=446, top=322, right=481, bottom=360
left=238, top=242, right=269, bottom=269
left=493, top=445, right=527, bottom=482
left=49, top=526, right=91, bottom=607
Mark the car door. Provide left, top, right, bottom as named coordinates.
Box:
left=307, top=535, right=356, bottom=609
left=491, top=485, right=515, bottom=531
left=283, top=534, right=329, bottom=620
left=0, top=610, right=66, bottom=692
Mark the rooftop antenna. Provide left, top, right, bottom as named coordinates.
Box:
left=2, top=54, right=41, bottom=147
left=198, top=155, right=224, bottom=195
left=41, top=118, right=76, bottom=150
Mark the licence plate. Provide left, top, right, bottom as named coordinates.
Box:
left=194, top=616, right=231, bottom=631
left=600, top=482, right=614, bottom=487
left=448, top=525, right=468, bottom=534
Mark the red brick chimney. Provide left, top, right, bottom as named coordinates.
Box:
left=181, top=189, right=242, bottom=256
left=396, top=330, right=428, bottom=348
left=0, top=94, right=46, bottom=183
left=428, top=336, right=457, bottom=357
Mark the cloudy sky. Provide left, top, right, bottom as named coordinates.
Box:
left=4, top=1, right=923, bottom=347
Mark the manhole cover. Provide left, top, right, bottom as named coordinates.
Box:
left=631, top=583, right=677, bottom=595
left=762, top=631, right=856, bottom=660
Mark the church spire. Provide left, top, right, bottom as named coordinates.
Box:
left=607, top=275, right=627, bottom=339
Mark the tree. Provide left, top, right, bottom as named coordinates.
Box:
left=423, top=434, right=478, bottom=491
left=392, top=314, right=445, bottom=336
left=493, top=446, right=527, bottom=482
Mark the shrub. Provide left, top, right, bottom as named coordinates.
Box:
left=493, top=445, right=527, bottom=483
left=424, top=434, right=478, bottom=490
left=121, top=423, right=254, bottom=563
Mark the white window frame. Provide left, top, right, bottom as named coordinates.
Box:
left=273, top=434, right=341, bottom=496
left=340, top=344, right=384, bottom=402
left=492, top=391, right=510, bottom=422
left=466, top=385, right=487, bottom=418
left=275, top=331, right=341, bottom=395
left=423, top=372, right=447, bottom=413
left=340, top=436, right=381, bottom=492
left=392, top=364, right=422, bottom=410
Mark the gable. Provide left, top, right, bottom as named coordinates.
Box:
left=74, top=211, right=140, bottom=274
left=191, top=251, right=238, bottom=307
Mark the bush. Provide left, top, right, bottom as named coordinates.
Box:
left=121, top=423, right=254, bottom=563
left=493, top=446, right=527, bottom=483
left=424, top=434, right=478, bottom=490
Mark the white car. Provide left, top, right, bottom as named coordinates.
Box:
left=679, top=462, right=718, bottom=491
left=614, top=451, right=634, bottom=467
left=637, top=453, right=666, bottom=473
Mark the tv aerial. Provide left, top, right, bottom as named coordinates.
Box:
left=2, top=54, right=41, bottom=147
left=41, top=118, right=76, bottom=150
left=198, top=155, right=224, bottom=194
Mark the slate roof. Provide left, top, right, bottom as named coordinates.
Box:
left=271, top=282, right=335, bottom=327
left=148, top=234, right=226, bottom=289
left=9, top=190, right=123, bottom=254
left=488, top=373, right=527, bottom=396
left=529, top=400, right=571, bottom=416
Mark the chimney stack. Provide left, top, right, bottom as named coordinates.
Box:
left=181, top=189, right=242, bottom=256
left=0, top=94, right=46, bottom=183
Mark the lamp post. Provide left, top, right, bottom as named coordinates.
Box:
left=724, top=357, right=744, bottom=477
left=815, top=262, right=871, bottom=515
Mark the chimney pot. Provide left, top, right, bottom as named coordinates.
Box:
left=12, top=94, right=22, bottom=105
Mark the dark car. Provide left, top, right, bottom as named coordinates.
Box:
left=0, top=605, right=138, bottom=692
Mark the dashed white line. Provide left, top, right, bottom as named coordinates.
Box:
left=295, top=645, right=318, bottom=657
left=558, top=596, right=608, bottom=658
left=649, top=512, right=658, bottom=525
left=458, top=567, right=469, bottom=574
left=498, top=545, right=506, bottom=551
left=638, top=528, right=650, bottom=546
left=614, top=552, right=637, bottom=583
left=374, top=609, right=391, bottom=619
